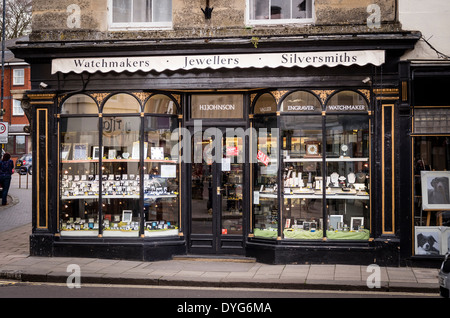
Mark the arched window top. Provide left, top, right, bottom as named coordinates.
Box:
left=280, top=90, right=321, bottom=113
left=326, top=90, right=368, bottom=113
left=103, top=93, right=141, bottom=114
left=253, top=93, right=277, bottom=114
left=144, top=94, right=177, bottom=114
left=61, top=94, right=98, bottom=115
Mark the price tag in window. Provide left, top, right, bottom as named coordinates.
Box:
left=257, top=150, right=270, bottom=166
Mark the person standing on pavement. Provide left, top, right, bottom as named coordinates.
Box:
left=0, top=152, right=14, bottom=205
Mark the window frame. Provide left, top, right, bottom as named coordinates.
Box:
left=108, top=0, right=173, bottom=30
left=246, top=0, right=315, bottom=26
left=13, top=68, right=25, bottom=86
left=12, top=99, right=24, bottom=116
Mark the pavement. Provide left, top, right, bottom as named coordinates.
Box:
left=0, top=174, right=442, bottom=295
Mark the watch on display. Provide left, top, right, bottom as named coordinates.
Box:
left=305, top=141, right=320, bottom=157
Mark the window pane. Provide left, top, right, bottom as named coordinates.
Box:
left=292, top=0, right=311, bottom=19
left=281, top=115, right=323, bottom=239
left=16, top=136, right=26, bottom=154
left=272, top=0, right=290, bottom=19
left=144, top=94, right=176, bottom=114
left=13, top=69, right=25, bottom=85
left=414, top=108, right=450, bottom=134
left=144, top=116, right=179, bottom=237
left=61, top=94, right=98, bottom=115
left=152, top=0, right=172, bottom=22
left=60, top=117, right=100, bottom=237
left=113, top=0, right=132, bottom=23
left=103, top=93, right=141, bottom=114
left=253, top=93, right=277, bottom=114
left=13, top=99, right=24, bottom=116
left=253, top=115, right=279, bottom=239
left=133, top=0, right=152, bottom=22
left=413, top=136, right=450, bottom=255
left=102, top=116, right=141, bottom=237
left=250, top=0, right=269, bottom=20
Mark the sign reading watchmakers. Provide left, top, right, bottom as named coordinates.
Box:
left=51, top=50, right=385, bottom=74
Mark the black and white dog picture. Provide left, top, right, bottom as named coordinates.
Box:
left=421, top=171, right=450, bottom=210
left=415, top=227, right=441, bottom=255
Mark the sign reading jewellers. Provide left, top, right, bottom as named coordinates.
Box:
left=51, top=50, right=385, bottom=74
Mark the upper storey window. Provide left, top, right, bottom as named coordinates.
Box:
left=110, top=0, right=172, bottom=29
left=247, top=0, right=313, bottom=25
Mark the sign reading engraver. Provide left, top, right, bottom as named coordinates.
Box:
left=191, top=94, right=243, bottom=119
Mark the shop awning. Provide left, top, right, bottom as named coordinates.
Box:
left=51, top=50, right=385, bottom=74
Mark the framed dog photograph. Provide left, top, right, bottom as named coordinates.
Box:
left=415, top=226, right=441, bottom=255
left=421, top=171, right=450, bottom=210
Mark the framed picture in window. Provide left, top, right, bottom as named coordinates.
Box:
left=415, top=226, right=441, bottom=255
left=61, top=143, right=71, bottom=160
left=92, top=146, right=104, bottom=160
left=421, top=171, right=450, bottom=210
left=350, top=217, right=364, bottom=231
left=122, top=210, right=133, bottom=223
left=329, top=215, right=343, bottom=230
left=442, top=227, right=450, bottom=255
left=73, top=143, right=88, bottom=160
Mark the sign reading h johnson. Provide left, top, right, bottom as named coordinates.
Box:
left=51, top=50, right=385, bottom=74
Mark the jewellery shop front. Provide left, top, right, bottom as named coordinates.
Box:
left=15, top=35, right=419, bottom=265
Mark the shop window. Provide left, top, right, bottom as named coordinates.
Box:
left=103, top=93, right=141, bottom=114
left=110, top=0, right=172, bottom=29
left=59, top=92, right=180, bottom=238
left=61, top=94, right=98, bottom=115
left=247, top=0, right=313, bottom=25
left=413, top=110, right=450, bottom=255
left=252, top=93, right=278, bottom=239
left=143, top=114, right=179, bottom=236
left=252, top=90, right=371, bottom=241
left=60, top=116, right=101, bottom=236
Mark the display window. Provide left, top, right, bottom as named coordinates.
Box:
left=413, top=107, right=450, bottom=256
left=252, top=93, right=279, bottom=239
left=59, top=92, right=180, bottom=238
left=251, top=89, right=371, bottom=241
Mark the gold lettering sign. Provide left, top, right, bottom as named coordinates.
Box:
left=191, top=94, right=243, bottom=119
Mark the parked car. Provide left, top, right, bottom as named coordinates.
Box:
left=15, top=153, right=32, bottom=175
left=439, top=252, right=450, bottom=298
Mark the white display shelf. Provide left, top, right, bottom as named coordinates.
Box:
left=284, top=157, right=368, bottom=163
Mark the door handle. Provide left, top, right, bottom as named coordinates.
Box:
left=217, top=187, right=224, bottom=195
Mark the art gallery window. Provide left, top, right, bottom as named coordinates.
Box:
left=412, top=107, right=450, bottom=256
left=58, top=92, right=180, bottom=238
left=251, top=89, right=371, bottom=241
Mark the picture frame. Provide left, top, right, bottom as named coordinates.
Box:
left=421, top=171, right=450, bottom=210
left=122, top=210, right=133, bottom=223
left=442, top=227, right=450, bottom=255
left=350, top=217, right=364, bottom=230
left=329, top=215, right=343, bottom=230
left=92, top=146, right=104, bottom=160
left=151, top=146, right=164, bottom=160
left=414, top=226, right=441, bottom=255
left=108, top=149, right=117, bottom=159
left=72, top=143, right=88, bottom=160
left=61, top=143, right=71, bottom=160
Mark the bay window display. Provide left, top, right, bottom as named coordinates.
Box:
left=60, top=95, right=100, bottom=236
left=251, top=90, right=371, bottom=241
left=413, top=107, right=450, bottom=256
left=252, top=93, right=278, bottom=239
left=59, top=92, right=180, bottom=238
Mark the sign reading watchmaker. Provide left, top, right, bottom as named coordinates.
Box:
left=51, top=50, right=385, bottom=74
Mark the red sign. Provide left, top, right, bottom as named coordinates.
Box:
left=226, top=146, right=239, bottom=156
left=257, top=150, right=270, bottom=166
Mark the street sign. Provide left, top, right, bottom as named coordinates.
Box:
left=0, top=122, right=8, bottom=144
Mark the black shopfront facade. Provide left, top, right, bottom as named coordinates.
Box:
left=13, top=32, right=434, bottom=266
